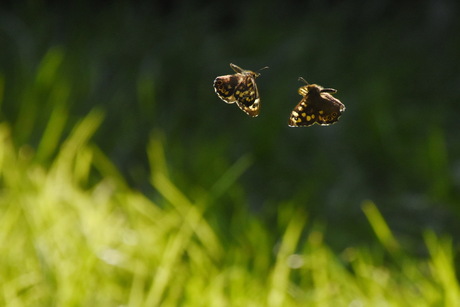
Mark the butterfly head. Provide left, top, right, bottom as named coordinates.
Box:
left=297, top=77, right=337, bottom=96
left=230, top=63, right=268, bottom=78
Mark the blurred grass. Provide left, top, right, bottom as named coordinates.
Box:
left=0, top=118, right=459, bottom=305
left=0, top=1, right=460, bottom=305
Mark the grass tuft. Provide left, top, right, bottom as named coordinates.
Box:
left=0, top=119, right=458, bottom=305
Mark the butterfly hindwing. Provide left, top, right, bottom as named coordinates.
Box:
left=315, top=92, right=344, bottom=125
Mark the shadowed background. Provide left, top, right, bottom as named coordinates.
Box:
left=1, top=0, right=459, bottom=253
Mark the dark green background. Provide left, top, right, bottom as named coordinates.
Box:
left=1, top=0, right=459, bottom=252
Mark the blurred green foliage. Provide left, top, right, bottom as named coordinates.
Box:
left=0, top=116, right=459, bottom=305
left=1, top=0, right=460, bottom=255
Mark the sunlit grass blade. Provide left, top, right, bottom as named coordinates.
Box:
left=205, top=153, right=253, bottom=204
left=35, top=92, right=69, bottom=163
left=424, top=231, right=460, bottom=306
left=14, top=47, right=65, bottom=144
left=362, top=200, right=400, bottom=255
left=50, top=108, right=104, bottom=184
left=144, top=220, right=193, bottom=306
left=146, top=133, right=234, bottom=305
left=148, top=156, right=222, bottom=257
left=147, top=130, right=169, bottom=180
left=268, top=212, right=306, bottom=307
left=91, top=144, right=128, bottom=188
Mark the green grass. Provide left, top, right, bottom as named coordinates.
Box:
left=0, top=115, right=458, bottom=306
left=1, top=2, right=460, bottom=306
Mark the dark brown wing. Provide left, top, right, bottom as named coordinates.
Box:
left=315, top=92, right=345, bottom=125
left=288, top=91, right=345, bottom=127
left=288, top=95, right=317, bottom=127
left=213, top=74, right=242, bottom=104
left=234, top=75, right=260, bottom=117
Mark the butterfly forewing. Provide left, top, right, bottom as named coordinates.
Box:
left=233, top=75, right=260, bottom=116
left=288, top=82, right=345, bottom=127
left=213, top=63, right=264, bottom=117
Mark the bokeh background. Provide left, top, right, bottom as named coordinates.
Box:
left=1, top=0, right=460, bottom=300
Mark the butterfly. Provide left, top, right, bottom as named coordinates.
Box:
left=288, top=77, right=346, bottom=127
left=213, top=63, right=268, bottom=117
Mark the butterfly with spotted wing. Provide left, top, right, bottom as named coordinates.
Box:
left=288, top=77, right=345, bottom=127
left=213, top=63, right=268, bottom=117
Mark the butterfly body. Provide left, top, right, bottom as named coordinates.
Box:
left=213, top=63, right=265, bottom=117
left=288, top=79, right=345, bottom=127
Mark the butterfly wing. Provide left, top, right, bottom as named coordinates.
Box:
left=213, top=74, right=242, bottom=104
left=213, top=65, right=262, bottom=117
left=315, top=92, right=345, bottom=125
left=288, top=89, right=345, bottom=127
left=288, top=96, right=317, bottom=127
left=234, top=75, right=260, bottom=117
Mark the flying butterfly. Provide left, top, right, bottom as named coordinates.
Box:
left=213, top=63, right=268, bottom=117
left=288, top=77, right=346, bottom=127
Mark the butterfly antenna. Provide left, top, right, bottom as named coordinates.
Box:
left=298, top=77, right=309, bottom=84
left=258, top=66, right=269, bottom=72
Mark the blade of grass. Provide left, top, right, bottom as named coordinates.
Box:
left=14, top=47, right=65, bottom=144
left=362, top=200, right=400, bottom=255
left=425, top=231, right=460, bottom=306
left=50, top=108, right=104, bottom=183
left=268, top=212, right=306, bottom=307
left=148, top=133, right=223, bottom=259
left=35, top=93, right=69, bottom=163
left=205, top=153, right=253, bottom=204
